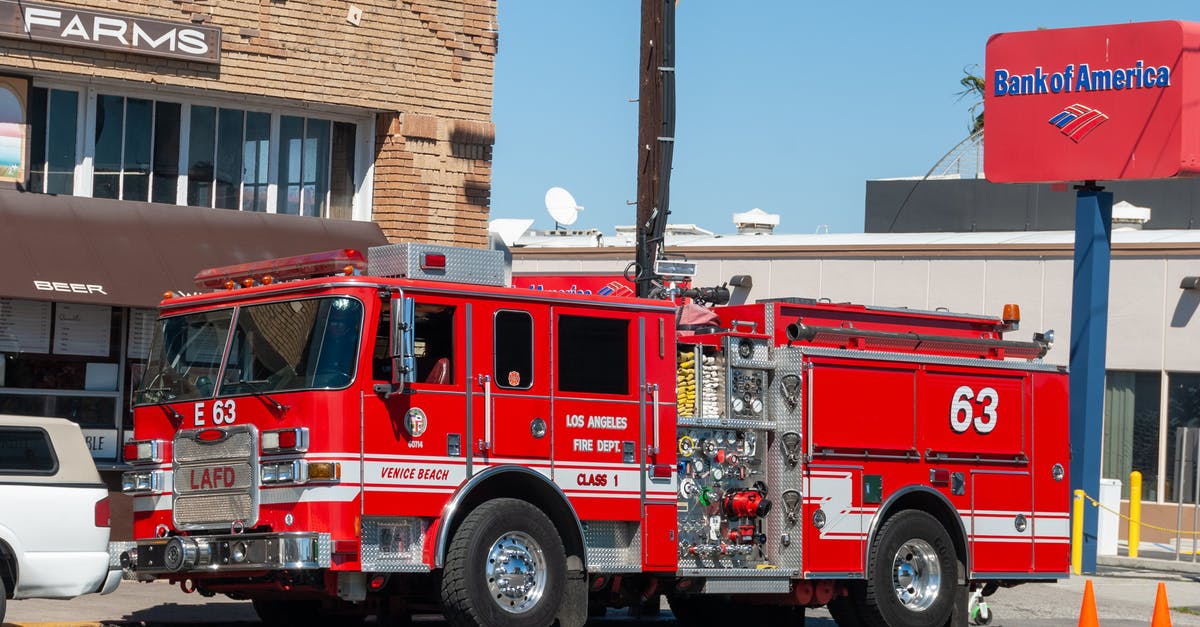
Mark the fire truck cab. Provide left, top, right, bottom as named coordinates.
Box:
left=118, top=244, right=1069, bottom=627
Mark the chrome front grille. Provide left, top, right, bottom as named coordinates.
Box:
left=175, top=429, right=255, bottom=462
left=173, top=425, right=259, bottom=530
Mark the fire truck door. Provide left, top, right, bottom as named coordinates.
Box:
left=550, top=308, right=653, bottom=523
left=970, top=470, right=1033, bottom=574
left=361, top=296, right=468, bottom=517
left=476, top=307, right=551, bottom=461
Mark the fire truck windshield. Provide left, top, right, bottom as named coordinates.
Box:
left=135, top=296, right=364, bottom=406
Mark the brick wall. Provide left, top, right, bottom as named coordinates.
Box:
left=0, top=0, right=497, bottom=246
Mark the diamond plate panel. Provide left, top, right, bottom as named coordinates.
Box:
left=583, top=521, right=642, bottom=572
left=367, top=243, right=505, bottom=286
left=702, top=576, right=792, bottom=594
left=765, top=346, right=805, bottom=573
left=360, top=517, right=432, bottom=572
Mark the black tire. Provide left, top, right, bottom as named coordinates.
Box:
left=861, top=510, right=957, bottom=627
left=0, top=571, right=7, bottom=624
left=440, top=498, right=566, bottom=627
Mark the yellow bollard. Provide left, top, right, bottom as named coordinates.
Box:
left=1072, top=489, right=1085, bottom=575
left=1129, top=471, right=1142, bottom=558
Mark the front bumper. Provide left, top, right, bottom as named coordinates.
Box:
left=122, top=532, right=331, bottom=575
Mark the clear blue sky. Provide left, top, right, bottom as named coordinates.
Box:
left=490, top=2, right=1198, bottom=234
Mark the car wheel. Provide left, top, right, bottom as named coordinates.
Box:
left=861, top=510, right=956, bottom=627
left=0, top=573, right=7, bottom=623
left=440, top=498, right=565, bottom=627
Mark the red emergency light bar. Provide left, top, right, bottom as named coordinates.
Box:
left=193, top=249, right=367, bottom=290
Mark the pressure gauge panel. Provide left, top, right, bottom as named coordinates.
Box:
left=729, top=367, right=769, bottom=421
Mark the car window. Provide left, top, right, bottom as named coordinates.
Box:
left=0, top=427, right=58, bottom=474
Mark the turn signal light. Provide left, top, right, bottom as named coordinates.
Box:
left=307, top=462, right=341, bottom=482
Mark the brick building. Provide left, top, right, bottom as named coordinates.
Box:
left=0, top=0, right=497, bottom=484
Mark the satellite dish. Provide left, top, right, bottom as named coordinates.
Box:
left=545, top=187, right=583, bottom=228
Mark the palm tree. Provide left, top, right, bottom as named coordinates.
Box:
left=956, top=66, right=985, bottom=135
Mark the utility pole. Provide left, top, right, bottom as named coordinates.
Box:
left=635, top=0, right=674, bottom=298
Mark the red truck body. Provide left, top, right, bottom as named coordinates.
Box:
left=119, top=244, right=1069, bottom=626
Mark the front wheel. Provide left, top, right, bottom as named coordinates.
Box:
left=0, top=570, right=7, bottom=623
left=861, top=510, right=957, bottom=627
left=440, top=498, right=566, bottom=627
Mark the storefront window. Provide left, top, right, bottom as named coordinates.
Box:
left=277, top=116, right=333, bottom=217
left=187, top=105, right=216, bottom=207
left=1165, top=372, right=1200, bottom=503
left=28, top=85, right=362, bottom=218
left=27, top=87, right=78, bottom=195
left=152, top=101, right=181, bottom=204
left=0, top=298, right=124, bottom=460
left=243, top=112, right=270, bottom=212
left=1103, top=371, right=1161, bottom=500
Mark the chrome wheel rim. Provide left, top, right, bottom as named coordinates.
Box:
left=891, top=538, right=941, bottom=611
left=485, top=530, right=547, bottom=614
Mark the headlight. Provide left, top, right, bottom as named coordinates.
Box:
left=122, top=470, right=163, bottom=494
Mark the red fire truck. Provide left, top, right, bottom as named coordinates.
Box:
left=118, top=243, right=1069, bottom=627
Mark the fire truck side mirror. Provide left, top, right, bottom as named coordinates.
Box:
left=390, top=295, right=416, bottom=387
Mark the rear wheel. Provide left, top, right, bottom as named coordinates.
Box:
left=440, top=498, right=566, bottom=627
left=861, top=510, right=957, bottom=627
left=0, top=571, right=7, bottom=623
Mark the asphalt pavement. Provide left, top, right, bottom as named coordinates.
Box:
left=3, top=553, right=1199, bottom=626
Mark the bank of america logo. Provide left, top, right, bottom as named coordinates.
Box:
left=1048, top=104, right=1109, bottom=142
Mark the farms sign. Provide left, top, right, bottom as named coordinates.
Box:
left=985, top=21, right=1200, bottom=182
left=0, top=0, right=221, bottom=64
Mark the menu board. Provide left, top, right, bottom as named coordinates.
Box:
left=127, top=308, right=157, bottom=360
left=53, top=303, right=112, bottom=357
left=0, top=298, right=52, bottom=354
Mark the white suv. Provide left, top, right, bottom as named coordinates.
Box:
left=0, top=415, right=121, bottom=621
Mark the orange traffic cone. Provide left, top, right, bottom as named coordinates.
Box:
left=1151, top=582, right=1172, bottom=627
left=1078, top=578, right=1099, bottom=627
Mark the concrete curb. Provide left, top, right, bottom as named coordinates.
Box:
left=6, top=623, right=105, bottom=627
left=1099, top=554, right=1200, bottom=575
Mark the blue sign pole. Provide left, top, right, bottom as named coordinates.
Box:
left=1069, top=183, right=1112, bottom=575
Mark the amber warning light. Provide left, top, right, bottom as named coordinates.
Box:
left=193, top=249, right=367, bottom=289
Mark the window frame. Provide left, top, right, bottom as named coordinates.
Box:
left=493, top=309, right=534, bottom=391
left=0, top=426, right=60, bottom=476
left=28, top=79, right=374, bottom=220
left=555, top=313, right=631, bottom=396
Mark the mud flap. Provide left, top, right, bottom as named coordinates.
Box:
left=555, top=569, right=588, bottom=627
left=944, top=561, right=969, bottom=627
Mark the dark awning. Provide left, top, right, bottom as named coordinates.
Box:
left=0, top=189, right=390, bottom=308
